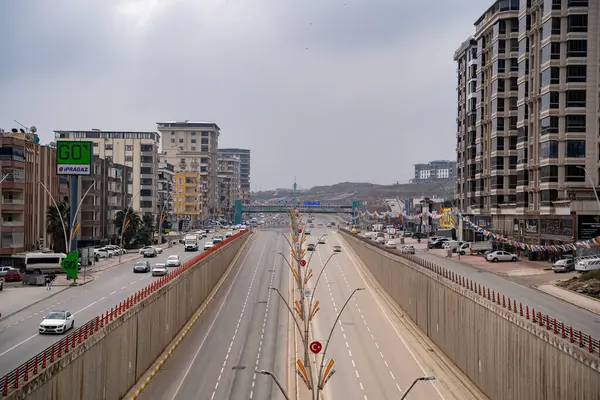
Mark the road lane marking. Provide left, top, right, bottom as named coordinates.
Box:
left=99, top=296, right=106, bottom=302
left=121, top=286, right=127, bottom=290
left=74, top=301, right=98, bottom=316
left=0, top=334, right=38, bottom=358
left=171, top=238, right=266, bottom=400
left=110, top=291, right=117, bottom=295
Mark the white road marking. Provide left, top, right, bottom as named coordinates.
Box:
left=73, top=301, right=97, bottom=316
left=110, top=291, right=117, bottom=295
left=99, top=296, right=106, bottom=302
left=0, top=334, right=38, bottom=358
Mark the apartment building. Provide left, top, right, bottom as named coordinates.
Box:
left=412, top=160, right=457, bottom=183
left=157, top=121, right=220, bottom=218
left=218, top=148, right=251, bottom=203
left=455, top=0, right=599, bottom=250
left=53, top=130, right=160, bottom=216
left=158, top=155, right=175, bottom=228
left=79, top=157, right=133, bottom=246
left=0, top=131, right=65, bottom=258
left=217, top=154, right=241, bottom=217
left=173, top=171, right=202, bottom=230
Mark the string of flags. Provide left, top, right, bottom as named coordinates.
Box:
left=355, top=208, right=599, bottom=253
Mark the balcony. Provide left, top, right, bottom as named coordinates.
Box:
left=1, top=232, right=24, bottom=253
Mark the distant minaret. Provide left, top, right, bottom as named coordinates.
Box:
left=293, top=177, right=297, bottom=207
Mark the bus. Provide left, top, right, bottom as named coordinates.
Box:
left=12, top=252, right=67, bottom=274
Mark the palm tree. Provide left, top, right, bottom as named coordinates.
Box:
left=114, top=207, right=142, bottom=248
left=47, top=201, right=69, bottom=253
left=134, top=214, right=155, bottom=246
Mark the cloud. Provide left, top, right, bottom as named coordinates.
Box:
left=0, top=0, right=485, bottom=189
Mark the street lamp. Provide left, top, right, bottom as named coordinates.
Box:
left=399, top=376, right=436, bottom=400
left=255, top=370, right=291, bottom=400
left=157, top=193, right=173, bottom=243
left=576, top=166, right=600, bottom=211
left=119, top=189, right=143, bottom=263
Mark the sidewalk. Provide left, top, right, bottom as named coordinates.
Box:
left=537, top=284, right=600, bottom=315
left=0, top=285, right=69, bottom=321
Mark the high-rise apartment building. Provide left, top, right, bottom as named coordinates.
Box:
left=54, top=130, right=160, bottom=216
left=158, top=156, right=175, bottom=229
left=157, top=121, right=220, bottom=218
left=0, top=131, right=66, bottom=259
left=455, top=0, right=599, bottom=249
left=217, top=154, right=241, bottom=217
left=412, top=160, right=457, bottom=183
left=218, top=148, right=250, bottom=203
left=173, top=171, right=202, bottom=230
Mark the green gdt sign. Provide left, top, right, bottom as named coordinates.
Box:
left=56, top=141, right=93, bottom=176
left=61, top=250, right=79, bottom=280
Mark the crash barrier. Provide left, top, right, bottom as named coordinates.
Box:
left=340, top=229, right=600, bottom=400
left=1, top=230, right=250, bottom=400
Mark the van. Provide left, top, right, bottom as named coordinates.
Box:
left=575, top=256, right=600, bottom=272
left=13, top=252, right=67, bottom=274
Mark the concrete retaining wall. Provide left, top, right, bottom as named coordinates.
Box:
left=7, top=231, right=250, bottom=400
left=340, top=231, right=600, bottom=400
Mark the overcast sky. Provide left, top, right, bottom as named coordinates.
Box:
left=0, top=0, right=485, bottom=191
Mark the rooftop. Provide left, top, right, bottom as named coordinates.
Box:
left=157, top=121, right=220, bottom=131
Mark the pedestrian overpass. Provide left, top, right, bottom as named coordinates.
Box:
left=233, top=200, right=360, bottom=224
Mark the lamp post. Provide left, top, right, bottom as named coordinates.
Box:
left=399, top=376, right=436, bottom=400
left=39, top=182, right=68, bottom=254
left=255, top=370, right=292, bottom=400
left=576, top=166, right=600, bottom=211
left=119, top=189, right=143, bottom=263
left=157, top=193, right=173, bottom=244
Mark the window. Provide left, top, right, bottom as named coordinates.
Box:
left=567, top=0, right=588, bottom=5
left=567, top=40, right=587, bottom=57
left=541, top=189, right=558, bottom=206
left=140, top=167, right=153, bottom=174
left=492, top=117, right=505, bottom=132
left=518, top=104, right=526, bottom=121
left=124, top=156, right=133, bottom=162
left=140, top=144, right=154, bottom=152
left=140, top=178, right=152, bottom=185
left=492, top=136, right=505, bottom=151
left=540, top=166, right=559, bottom=183
left=140, top=189, right=153, bottom=197
left=509, top=77, right=518, bottom=91
left=541, top=92, right=559, bottom=110
left=510, top=38, right=518, bottom=52
left=191, top=139, right=196, bottom=143
left=104, top=144, right=113, bottom=150
left=497, top=98, right=505, bottom=112
left=518, top=59, right=529, bottom=76
left=494, top=59, right=505, bottom=75
left=517, top=148, right=528, bottom=164
left=0, top=147, right=24, bottom=162
left=510, top=58, right=518, bottom=72
left=493, top=79, right=505, bottom=94
left=491, top=176, right=504, bottom=189
left=518, top=37, right=528, bottom=57
left=140, top=156, right=153, bottom=163
left=191, top=131, right=196, bottom=136
left=492, top=156, right=504, bottom=169
left=517, top=170, right=529, bottom=186
left=509, top=116, right=517, bottom=130
left=201, top=131, right=209, bottom=137
left=540, top=116, right=559, bottom=135
left=140, top=201, right=153, bottom=209
left=568, top=15, right=588, bottom=33
left=567, top=65, right=586, bottom=82
left=566, top=115, right=586, bottom=132
left=551, top=0, right=561, bottom=10
left=170, top=139, right=175, bottom=144
left=566, top=90, right=586, bottom=107
left=179, top=138, right=184, bottom=143
left=498, top=20, right=506, bottom=34
left=518, top=127, right=528, bottom=143
left=540, top=67, right=560, bottom=87
left=541, top=42, right=561, bottom=63
left=565, top=165, right=585, bottom=182
left=565, top=140, right=586, bottom=158
left=542, top=18, right=561, bottom=39
left=540, top=141, right=559, bottom=158
left=201, top=138, right=209, bottom=145
left=518, top=82, right=528, bottom=99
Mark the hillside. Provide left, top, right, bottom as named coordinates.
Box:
left=250, top=181, right=454, bottom=209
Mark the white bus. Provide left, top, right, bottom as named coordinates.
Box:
left=13, top=252, right=67, bottom=274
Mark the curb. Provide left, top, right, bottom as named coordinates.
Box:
left=533, top=285, right=600, bottom=317
left=128, top=232, right=254, bottom=399
left=0, top=286, right=70, bottom=322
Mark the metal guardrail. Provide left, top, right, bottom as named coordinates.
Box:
left=341, top=229, right=600, bottom=357
left=1, top=229, right=250, bottom=396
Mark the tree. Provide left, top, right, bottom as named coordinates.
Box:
left=133, top=214, right=154, bottom=246
left=114, top=207, right=142, bottom=248
left=47, top=201, right=69, bottom=253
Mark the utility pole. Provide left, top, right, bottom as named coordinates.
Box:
left=293, top=177, right=298, bottom=207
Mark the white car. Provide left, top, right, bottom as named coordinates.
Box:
left=105, top=245, right=124, bottom=255
left=94, top=248, right=109, bottom=259
left=485, top=251, right=518, bottom=262
left=400, top=245, right=415, bottom=254
left=375, top=236, right=386, bottom=244
left=384, top=240, right=397, bottom=249
left=153, top=246, right=164, bottom=254
left=225, top=231, right=233, bottom=238
left=139, top=246, right=153, bottom=254
left=166, top=255, right=181, bottom=267
left=39, top=310, right=74, bottom=334
left=98, top=247, right=117, bottom=257
left=204, top=241, right=214, bottom=250
left=152, top=263, right=168, bottom=276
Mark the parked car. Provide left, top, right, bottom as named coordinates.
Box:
left=98, top=247, right=117, bottom=257
left=552, top=258, right=575, bottom=273
left=166, top=255, right=181, bottom=267
left=94, top=248, right=109, bottom=259
left=307, top=243, right=316, bottom=251
left=485, top=251, right=518, bottom=262
left=4, top=268, right=23, bottom=282
left=152, top=246, right=164, bottom=254
left=133, top=261, right=151, bottom=273
left=384, top=240, right=397, bottom=249
left=105, top=245, right=124, bottom=255
left=139, top=246, right=153, bottom=254
left=152, top=263, right=168, bottom=276
left=318, top=238, right=326, bottom=244
left=39, top=310, right=74, bottom=334
left=333, top=245, right=342, bottom=252
left=143, top=247, right=158, bottom=258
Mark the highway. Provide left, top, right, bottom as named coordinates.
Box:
left=135, top=228, right=290, bottom=400
left=306, top=223, right=444, bottom=400
left=0, top=234, right=223, bottom=378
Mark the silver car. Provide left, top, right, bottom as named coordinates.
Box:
left=152, top=263, right=168, bottom=276
left=133, top=261, right=151, bottom=273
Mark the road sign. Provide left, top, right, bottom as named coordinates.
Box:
left=300, top=259, right=307, bottom=267
left=61, top=250, right=79, bottom=280
left=303, top=201, right=321, bottom=207
left=56, top=141, right=93, bottom=175
left=310, top=341, right=322, bottom=354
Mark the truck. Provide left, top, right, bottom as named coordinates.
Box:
left=184, top=234, right=200, bottom=251
left=458, top=241, right=492, bottom=255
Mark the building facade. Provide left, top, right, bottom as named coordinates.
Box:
left=173, top=171, right=202, bottom=230
left=455, top=0, right=599, bottom=253
left=412, top=160, right=457, bottom=184
left=79, top=157, right=133, bottom=246
left=53, top=130, right=160, bottom=216
left=0, top=131, right=65, bottom=258
left=217, top=154, right=241, bottom=219
left=157, top=121, right=220, bottom=218
left=158, top=155, right=175, bottom=230
left=218, top=148, right=250, bottom=203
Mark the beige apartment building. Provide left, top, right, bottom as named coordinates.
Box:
left=0, top=130, right=65, bottom=259
left=157, top=121, right=220, bottom=219
left=54, top=130, right=160, bottom=216
left=217, top=154, right=241, bottom=218
left=455, top=0, right=600, bottom=252
left=218, top=148, right=250, bottom=203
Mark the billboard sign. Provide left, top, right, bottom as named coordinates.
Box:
left=56, top=141, right=93, bottom=175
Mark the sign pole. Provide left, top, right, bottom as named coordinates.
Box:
left=69, top=175, right=79, bottom=253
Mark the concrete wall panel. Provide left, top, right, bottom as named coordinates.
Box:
left=340, top=232, right=600, bottom=400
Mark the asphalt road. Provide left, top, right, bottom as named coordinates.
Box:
left=136, top=228, right=290, bottom=400
left=306, top=222, right=441, bottom=400
left=0, top=233, right=227, bottom=378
